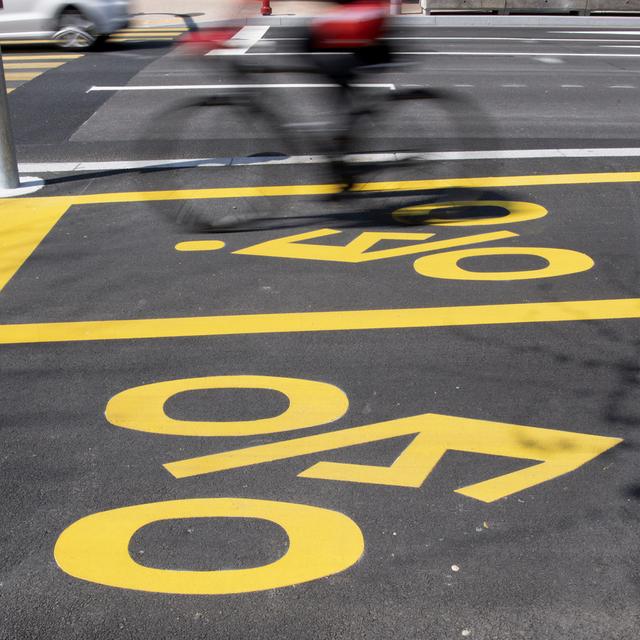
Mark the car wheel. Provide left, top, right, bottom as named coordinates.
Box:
left=54, top=9, right=97, bottom=50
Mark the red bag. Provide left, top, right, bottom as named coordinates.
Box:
left=311, top=1, right=387, bottom=49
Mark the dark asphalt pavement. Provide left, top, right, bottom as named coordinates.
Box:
left=1, top=25, right=639, bottom=640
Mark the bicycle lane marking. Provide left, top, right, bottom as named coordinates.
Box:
left=54, top=371, right=624, bottom=595
left=2, top=172, right=633, bottom=598
left=2, top=169, right=640, bottom=339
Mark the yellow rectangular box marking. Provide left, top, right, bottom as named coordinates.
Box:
left=1, top=170, right=640, bottom=343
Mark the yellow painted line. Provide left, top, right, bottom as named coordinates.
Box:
left=0, top=298, right=640, bottom=344
left=17, top=170, right=640, bottom=208
left=109, top=37, right=177, bottom=41
left=133, top=23, right=188, bottom=28
left=0, top=40, right=52, bottom=44
left=6, top=87, right=15, bottom=94
left=119, top=27, right=186, bottom=30
left=0, top=298, right=639, bottom=345
left=5, top=54, right=82, bottom=60
left=5, top=72, right=42, bottom=81
left=116, top=30, right=184, bottom=34
left=5, top=62, right=66, bottom=69
left=131, top=19, right=189, bottom=25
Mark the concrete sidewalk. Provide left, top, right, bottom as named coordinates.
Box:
left=130, top=0, right=420, bottom=26
left=130, top=0, right=640, bottom=27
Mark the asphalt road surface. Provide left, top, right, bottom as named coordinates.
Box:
left=1, top=24, right=640, bottom=640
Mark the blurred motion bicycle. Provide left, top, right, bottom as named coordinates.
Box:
left=137, top=5, right=499, bottom=231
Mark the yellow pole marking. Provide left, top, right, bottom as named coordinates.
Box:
left=5, top=72, right=42, bottom=81
left=164, top=413, right=622, bottom=503
left=4, top=62, right=66, bottom=69
left=54, top=498, right=364, bottom=594
left=0, top=298, right=639, bottom=345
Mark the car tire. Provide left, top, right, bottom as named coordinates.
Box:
left=54, top=8, right=98, bottom=50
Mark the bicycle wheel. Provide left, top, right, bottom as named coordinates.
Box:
left=329, top=83, right=506, bottom=227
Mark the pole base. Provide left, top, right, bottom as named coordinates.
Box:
left=0, top=176, right=44, bottom=198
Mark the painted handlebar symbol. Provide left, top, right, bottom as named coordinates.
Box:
left=55, top=375, right=621, bottom=595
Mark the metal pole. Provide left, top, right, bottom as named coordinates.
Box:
left=390, top=0, right=402, bottom=15
left=0, top=46, right=20, bottom=190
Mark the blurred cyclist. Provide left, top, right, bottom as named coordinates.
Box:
left=304, top=0, right=392, bottom=187
left=179, top=0, right=391, bottom=188
left=306, top=0, right=390, bottom=85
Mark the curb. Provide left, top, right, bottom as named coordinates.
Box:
left=221, top=14, right=640, bottom=27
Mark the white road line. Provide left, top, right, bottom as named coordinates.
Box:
left=551, top=30, right=640, bottom=34
left=561, top=84, right=584, bottom=87
left=398, top=51, right=640, bottom=57
left=383, top=37, right=640, bottom=43
left=601, top=45, right=640, bottom=48
left=87, top=83, right=396, bottom=92
left=609, top=85, right=636, bottom=88
left=275, top=36, right=640, bottom=44
left=20, top=148, right=640, bottom=173
left=501, top=83, right=527, bottom=87
left=207, top=25, right=270, bottom=56
left=243, top=51, right=350, bottom=55
left=239, top=51, right=640, bottom=58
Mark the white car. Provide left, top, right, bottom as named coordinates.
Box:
left=0, top=0, right=130, bottom=48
